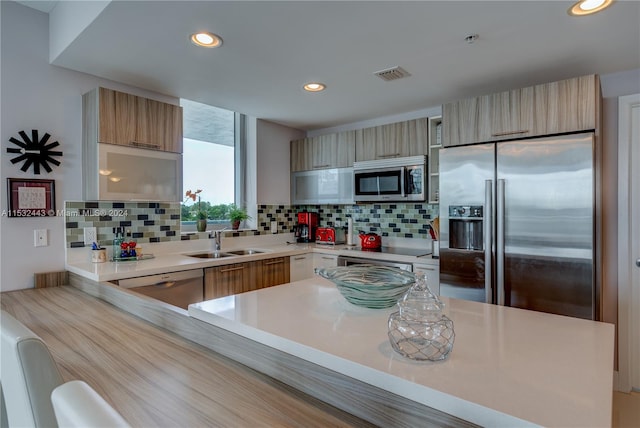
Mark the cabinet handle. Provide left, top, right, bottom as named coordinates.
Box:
left=264, top=259, right=284, bottom=265
left=130, top=141, right=161, bottom=149
left=220, top=266, right=245, bottom=273
left=293, top=257, right=307, bottom=261
left=321, top=256, right=336, bottom=260
left=378, top=153, right=400, bottom=158
left=313, top=164, right=330, bottom=169
left=491, top=130, right=530, bottom=137
left=417, top=267, right=435, bottom=271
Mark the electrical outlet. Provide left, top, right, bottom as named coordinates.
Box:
left=270, top=221, right=278, bottom=234
left=84, top=227, right=97, bottom=245
left=34, top=229, right=48, bottom=247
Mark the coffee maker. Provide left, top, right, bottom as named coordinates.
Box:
left=294, top=212, right=319, bottom=243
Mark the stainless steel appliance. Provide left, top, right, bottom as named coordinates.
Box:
left=116, top=269, right=204, bottom=310
left=439, top=133, right=597, bottom=320
left=337, top=255, right=413, bottom=271
left=353, top=155, right=426, bottom=202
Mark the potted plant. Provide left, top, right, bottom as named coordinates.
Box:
left=185, top=189, right=208, bottom=232
left=228, top=204, right=251, bottom=230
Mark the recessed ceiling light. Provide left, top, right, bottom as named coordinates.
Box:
left=303, top=82, right=326, bottom=92
left=190, top=32, right=223, bottom=48
left=568, top=0, right=614, bottom=16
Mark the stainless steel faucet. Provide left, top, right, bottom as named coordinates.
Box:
left=213, top=228, right=228, bottom=251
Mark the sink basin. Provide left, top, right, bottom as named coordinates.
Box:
left=226, top=249, right=264, bottom=256
left=185, top=252, right=235, bottom=259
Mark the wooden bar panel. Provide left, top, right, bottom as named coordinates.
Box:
left=34, top=271, right=69, bottom=288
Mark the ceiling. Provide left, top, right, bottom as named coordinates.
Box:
left=17, top=0, right=640, bottom=131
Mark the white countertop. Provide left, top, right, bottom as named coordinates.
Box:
left=189, top=278, right=614, bottom=427
left=66, top=238, right=438, bottom=282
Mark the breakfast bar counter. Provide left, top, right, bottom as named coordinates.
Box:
left=0, top=286, right=372, bottom=427
left=189, top=277, right=615, bottom=428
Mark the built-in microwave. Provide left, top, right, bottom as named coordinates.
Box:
left=353, top=155, right=426, bottom=202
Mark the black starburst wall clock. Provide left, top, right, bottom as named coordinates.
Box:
left=6, top=130, right=63, bottom=174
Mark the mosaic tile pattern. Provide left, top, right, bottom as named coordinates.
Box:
left=257, top=203, right=439, bottom=239
left=65, top=201, right=439, bottom=247
left=65, top=201, right=183, bottom=247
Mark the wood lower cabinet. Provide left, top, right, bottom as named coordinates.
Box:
left=442, top=75, right=600, bottom=147
left=355, top=118, right=428, bottom=161
left=84, top=87, right=183, bottom=153
left=204, top=256, right=291, bottom=299
left=204, top=262, right=256, bottom=300
left=259, top=257, right=290, bottom=289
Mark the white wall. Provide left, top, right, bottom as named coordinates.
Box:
left=0, top=2, right=178, bottom=291
left=256, top=119, right=304, bottom=205
left=599, top=68, right=640, bottom=327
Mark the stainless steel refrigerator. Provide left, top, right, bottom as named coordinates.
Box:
left=439, top=132, right=597, bottom=320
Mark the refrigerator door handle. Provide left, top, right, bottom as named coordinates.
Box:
left=484, top=180, right=493, bottom=304
left=496, top=179, right=506, bottom=306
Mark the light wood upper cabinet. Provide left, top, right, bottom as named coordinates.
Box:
left=97, top=87, right=137, bottom=147
left=163, top=103, right=183, bottom=153
left=442, top=96, right=492, bottom=147
left=85, top=87, right=183, bottom=153
left=290, top=131, right=356, bottom=172
left=442, top=75, right=600, bottom=147
left=490, top=87, right=535, bottom=141
left=355, top=118, right=428, bottom=161
left=533, top=75, right=599, bottom=136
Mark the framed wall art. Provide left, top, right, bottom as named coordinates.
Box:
left=7, top=178, right=56, bottom=217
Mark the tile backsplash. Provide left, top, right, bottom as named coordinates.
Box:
left=65, top=201, right=439, bottom=248
left=257, top=204, right=439, bottom=238
left=64, top=201, right=182, bottom=248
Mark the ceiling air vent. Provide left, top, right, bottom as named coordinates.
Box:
left=374, top=66, right=411, bottom=82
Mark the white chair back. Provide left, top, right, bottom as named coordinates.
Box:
left=0, top=310, right=63, bottom=427
left=51, top=380, right=131, bottom=428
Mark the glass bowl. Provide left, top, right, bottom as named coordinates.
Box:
left=315, top=265, right=415, bottom=309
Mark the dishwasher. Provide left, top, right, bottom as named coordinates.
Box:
left=115, top=269, right=204, bottom=310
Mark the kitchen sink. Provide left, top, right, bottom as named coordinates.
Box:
left=185, top=252, right=235, bottom=259
left=226, top=249, right=264, bottom=256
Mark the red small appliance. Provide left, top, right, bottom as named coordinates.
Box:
left=359, top=231, right=382, bottom=250
left=294, top=212, right=319, bottom=243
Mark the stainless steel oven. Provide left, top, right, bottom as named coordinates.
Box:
left=337, top=255, right=413, bottom=271
left=353, top=155, right=426, bottom=202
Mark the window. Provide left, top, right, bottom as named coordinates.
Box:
left=180, top=99, right=242, bottom=231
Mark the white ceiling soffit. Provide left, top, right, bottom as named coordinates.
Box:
left=46, top=1, right=640, bottom=131
left=15, top=0, right=58, bottom=13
